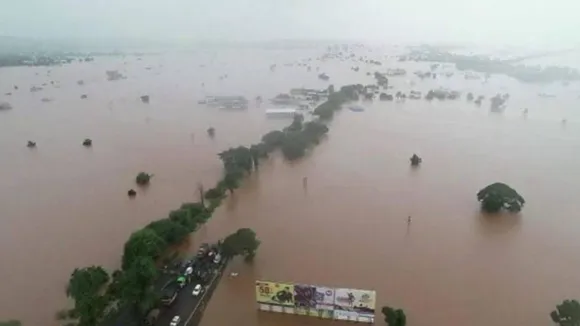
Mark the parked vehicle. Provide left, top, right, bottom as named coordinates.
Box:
left=192, top=284, right=202, bottom=296
left=161, top=281, right=181, bottom=306
left=213, top=253, right=222, bottom=264
left=170, top=315, right=181, bottom=326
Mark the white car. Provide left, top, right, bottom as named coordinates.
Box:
left=192, top=284, right=202, bottom=296
left=213, top=254, right=222, bottom=264
left=170, top=315, right=180, bottom=326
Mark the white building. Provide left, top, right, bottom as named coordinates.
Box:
left=265, top=108, right=298, bottom=118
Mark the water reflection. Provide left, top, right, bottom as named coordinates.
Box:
left=475, top=211, right=523, bottom=237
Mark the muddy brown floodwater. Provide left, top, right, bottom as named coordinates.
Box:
left=0, top=48, right=579, bottom=326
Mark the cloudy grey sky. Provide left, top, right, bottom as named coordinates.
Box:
left=1, top=0, right=579, bottom=46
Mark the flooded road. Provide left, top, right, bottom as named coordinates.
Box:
left=1, top=48, right=579, bottom=326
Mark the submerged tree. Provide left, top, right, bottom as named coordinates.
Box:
left=261, top=130, right=286, bottom=150
left=222, top=170, right=242, bottom=194
left=410, top=154, right=422, bottom=166
left=219, top=146, right=253, bottom=173
left=135, top=172, right=152, bottom=186
left=381, top=306, right=407, bottom=326
left=221, top=228, right=261, bottom=261
left=477, top=182, right=525, bottom=213
left=207, top=127, right=215, bottom=138
left=122, top=228, right=166, bottom=270
left=65, top=266, right=111, bottom=326
left=67, top=266, right=110, bottom=301
left=550, top=299, right=580, bottom=326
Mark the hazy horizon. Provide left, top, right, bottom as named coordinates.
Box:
left=1, top=0, right=579, bottom=48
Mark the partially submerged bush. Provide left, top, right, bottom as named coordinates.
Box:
left=136, top=172, right=152, bottom=186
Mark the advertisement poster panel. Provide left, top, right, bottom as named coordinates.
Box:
left=313, top=286, right=335, bottom=309
left=333, top=288, right=376, bottom=319
left=255, top=281, right=295, bottom=307
left=293, top=284, right=317, bottom=308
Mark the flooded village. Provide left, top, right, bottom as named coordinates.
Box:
left=1, top=40, right=580, bottom=326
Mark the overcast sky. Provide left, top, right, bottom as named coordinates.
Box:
left=1, top=0, right=579, bottom=46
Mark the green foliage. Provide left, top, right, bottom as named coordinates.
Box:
left=313, top=84, right=359, bottom=119
left=249, top=143, right=268, bottom=169
left=381, top=306, right=407, bottom=326
left=169, top=208, right=195, bottom=231
left=180, top=202, right=208, bottom=221
left=166, top=202, right=209, bottom=234
left=303, top=121, right=329, bottom=141
left=223, top=170, right=242, bottom=193
left=477, top=182, right=525, bottom=213
left=0, top=320, right=21, bottom=326
left=550, top=299, right=580, bottom=325
left=204, top=186, right=226, bottom=200
left=145, top=219, right=189, bottom=245
left=285, top=114, right=304, bottom=132
left=219, top=146, right=254, bottom=173
left=122, top=229, right=166, bottom=270
left=262, top=130, right=286, bottom=150
left=135, top=172, right=152, bottom=185
left=281, top=132, right=308, bottom=160
left=222, top=228, right=261, bottom=261
left=67, top=266, right=110, bottom=301
left=118, top=257, right=159, bottom=314
left=313, top=101, right=337, bottom=119
left=64, top=266, right=111, bottom=326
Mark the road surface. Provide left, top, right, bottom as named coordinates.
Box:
left=155, top=263, right=225, bottom=326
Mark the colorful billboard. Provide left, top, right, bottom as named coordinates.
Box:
left=256, top=280, right=374, bottom=323
left=313, top=286, right=335, bottom=309
left=333, top=288, right=376, bottom=319
left=255, top=281, right=295, bottom=307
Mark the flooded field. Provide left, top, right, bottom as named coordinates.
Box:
left=1, top=47, right=579, bottom=326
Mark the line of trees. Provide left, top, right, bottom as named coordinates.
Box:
left=54, top=85, right=360, bottom=326
left=201, top=84, right=360, bottom=203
